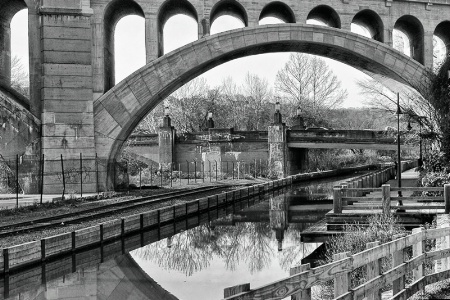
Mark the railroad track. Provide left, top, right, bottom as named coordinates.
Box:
left=0, top=185, right=230, bottom=238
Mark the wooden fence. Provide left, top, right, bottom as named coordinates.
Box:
left=333, top=184, right=450, bottom=214
left=224, top=214, right=450, bottom=300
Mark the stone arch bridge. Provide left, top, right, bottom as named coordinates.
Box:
left=0, top=0, right=446, bottom=192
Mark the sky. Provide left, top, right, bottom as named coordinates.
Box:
left=10, top=9, right=434, bottom=109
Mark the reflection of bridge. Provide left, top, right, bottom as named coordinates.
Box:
left=21, top=253, right=179, bottom=300
left=1, top=0, right=444, bottom=192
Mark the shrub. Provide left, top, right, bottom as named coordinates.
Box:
left=316, top=213, right=405, bottom=299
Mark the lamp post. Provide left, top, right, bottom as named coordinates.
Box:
left=206, top=111, right=214, bottom=129
left=396, top=93, right=404, bottom=202
left=273, top=101, right=282, bottom=124
left=417, top=116, right=426, bottom=167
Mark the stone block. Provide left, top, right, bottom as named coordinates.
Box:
left=44, top=51, right=91, bottom=65
left=42, top=87, right=92, bottom=101
left=42, top=15, right=90, bottom=28
left=101, top=91, right=130, bottom=128
left=42, top=38, right=90, bottom=52
left=43, top=99, right=93, bottom=113
left=42, top=136, right=96, bottom=149
left=193, top=41, right=213, bottom=64
left=42, top=0, right=81, bottom=9
left=53, top=112, right=95, bottom=125
left=113, top=84, right=140, bottom=117
left=140, top=65, right=163, bottom=92
left=42, top=26, right=91, bottom=40
left=43, top=123, right=94, bottom=138
left=43, top=64, right=92, bottom=77
left=231, top=30, right=246, bottom=49
left=243, top=31, right=257, bottom=46
left=217, top=34, right=235, bottom=53
left=43, top=75, right=92, bottom=89
left=166, top=52, right=186, bottom=78
left=383, top=53, right=396, bottom=67
left=255, top=31, right=269, bottom=44
left=267, top=30, right=279, bottom=42
left=125, top=73, right=152, bottom=105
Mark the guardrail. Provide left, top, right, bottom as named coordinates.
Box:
left=224, top=214, right=450, bottom=300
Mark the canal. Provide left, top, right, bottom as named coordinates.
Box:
left=5, top=171, right=369, bottom=300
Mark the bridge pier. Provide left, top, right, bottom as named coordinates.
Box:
left=268, top=117, right=308, bottom=178
left=40, top=3, right=97, bottom=194
left=158, top=115, right=175, bottom=171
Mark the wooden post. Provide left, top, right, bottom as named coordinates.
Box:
left=366, top=241, right=381, bottom=300
left=412, top=228, right=425, bottom=288
left=224, top=283, right=250, bottom=298
left=333, top=187, right=342, bottom=213
left=444, top=184, right=450, bottom=214
left=290, top=264, right=311, bottom=300
left=333, top=252, right=351, bottom=298
left=382, top=184, right=391, bottom=215
left=357, top=179, right=363, bottom=196
left=436, top=214, right=450, bottom=272
left=392, top=233, right=406, bottom=296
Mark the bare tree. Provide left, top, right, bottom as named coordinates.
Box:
left=10, top=55, right=29, bottom=97
left=275, top=53, right=347, bottom=123
left=241, top=73, right=272, bottom=130
left=357, top=77, right=439, bottom=135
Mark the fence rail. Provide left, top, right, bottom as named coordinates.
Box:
left=224, top=215, right=450, bottom=300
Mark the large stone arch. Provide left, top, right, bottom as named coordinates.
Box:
left=93, top=24, right=431, bottom=188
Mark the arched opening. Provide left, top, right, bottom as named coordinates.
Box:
left=158, top=0, right=198, bottom=56
left=306, top=5, right=341, bottom=28
left=351, top=10, right=383, bottom=42
left=210, top=0, right=248, bottom=34
left=114, top=16, right=145, bottom=84
left=393, top=15, right=424, bottom=64
left=0, top=0, right=28, bottom=92
left=161, top=15, right=198, bottom=55
left=104, top=0, right=145, bottom=91
left=433, top=21, right=450, bottom=71
left=259, top=2, right=295, bottom=24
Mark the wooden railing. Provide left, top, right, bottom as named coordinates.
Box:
left=333, top=184, right=450, bottom=214
left=223, top=215, right=450, bottom=300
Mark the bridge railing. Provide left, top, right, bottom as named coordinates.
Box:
left=223, top=215, right=450, bottom=300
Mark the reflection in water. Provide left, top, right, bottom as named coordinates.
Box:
left=134, top=222, right=279, bottom=276
left=134, top=192, right=321, bottom=278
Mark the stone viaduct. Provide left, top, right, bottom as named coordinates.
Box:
left=0, top=0, right=448, bottom=192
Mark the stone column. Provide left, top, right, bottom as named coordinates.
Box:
left=28, top=6, right=43, bottom=116
left=198, top=18, right=210, bottom=38
left=145, top=15, right=160, bottom=62
left=91, top=11, right=105, bottom=101
left=268, top=123, right=286, bottom=178
left=39, top=2, right=96, bottom=193
left=158, top=116, right=175, bottom=170
left=423, top=31, right=434, bottom=70
left=269, top=195, right=288, bottom=251
left=0, top=23, right=11, bottom=86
